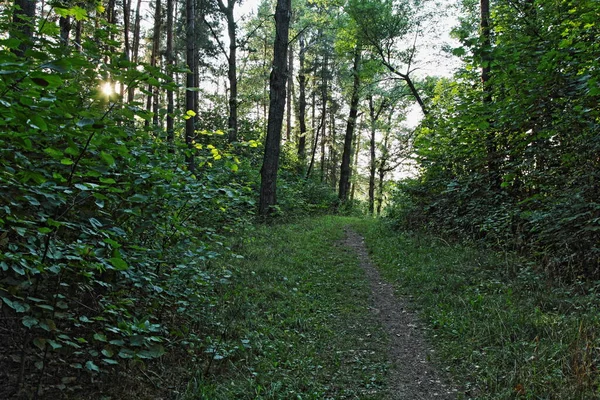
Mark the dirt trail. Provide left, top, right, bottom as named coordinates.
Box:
left=342, top=228, right=457, bottom=400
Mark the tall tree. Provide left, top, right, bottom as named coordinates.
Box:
left=338, top=48, right=362, bottom=202
left=259, top=0, right=292, bottom=215
left=185, top=0, right=198, bottom=171
left=216, top=0, right=239, bottom=142
left=166, top=0, right=175, bottom=145
left=296, top=32, right=308, bottom=161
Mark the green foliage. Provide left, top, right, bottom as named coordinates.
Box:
left=0, top=7, right=259, bottom=397
left=389, top=0, right=600, bottom=278
left=354, top=219, right=600, bottom=399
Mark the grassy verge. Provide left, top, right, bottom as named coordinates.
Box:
left=352, top=219, right=600, bottom=399
left=180, top=216, right=389, bottom=399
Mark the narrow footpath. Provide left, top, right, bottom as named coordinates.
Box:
left=342, top=228, right=457, bottom=399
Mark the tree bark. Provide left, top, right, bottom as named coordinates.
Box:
left=286, top=39, right=294, bottom=141
left=218, top=0, right=238, bottom=142
left=166, top=0, right=174, bottom=147
left=185, top=0, right=197, bottom=171
left=128, top=0, right=142, bottom=103
left=146, top=0, right=161, bottom=127
left=338, top=49, right=361, bottom=202
left=259, top=0, right=291, bottom=215
left=296, top=33, right=308, bottom=161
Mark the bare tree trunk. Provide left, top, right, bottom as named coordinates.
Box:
left=218, top=0, right=238, bottom=142
left=286, top=39, right=294, bottom=141
left=368, top=95, right=376, bottom=215
left=338, top=49, right=361, bottom=202
left=259, top=0, right=291, bottom=215
left=330, top=110, right=338, bottom=188
left=185, top=0, right=197, bottom=171
left=146, top=0, right=161, bottom=127
left=123, top=0, right=131, bottom=60
left=128, top=0, right=142, bottom=103
left=59, top=15, right=71, bottom=45
left=296, top=33, right=308, bottom=161
left=319, top=53, right=328, bottom=182
left=166, top=0, right=174, bottom=147
left=350, top=124, right=361, bottom=202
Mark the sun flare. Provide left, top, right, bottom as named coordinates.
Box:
left=101, top=82, right=114, bottom=96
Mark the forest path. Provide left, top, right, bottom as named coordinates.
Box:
left=342, top=227, right=457, bottom=399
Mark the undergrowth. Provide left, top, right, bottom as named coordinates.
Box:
left=352, top=219, right=600, bottom=399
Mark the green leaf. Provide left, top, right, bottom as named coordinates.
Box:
left=100, top=151, right=115, bottom=166
left=28, top=115, right=48, bottom=131
left=109, top=257, right=129, bottom=271
left=85, top=360, right=100, bottom=372
left=22, top=315, right=39, bottom=328
left=60, top=158, right=74, bottom=165
left=33, top=338, right=47, bottom=350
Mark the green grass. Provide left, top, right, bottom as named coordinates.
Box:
left=352, top=219, right=600, bottom=399
left=180, top=216, right=390, bottom=399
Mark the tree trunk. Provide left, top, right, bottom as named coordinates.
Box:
left=259, top=0, right=291, bottom=215
left=166, top=0, right=174, bottom=147
left=59, top=15, right=71, bottom=45
left=296, top=33, right=308, bottom=161
left=319, top=53, right=329, bottom=182
left=368, top=95, right=377, bottom=215
left=218, top=0, right=238, bottom=142
left=11, top=0, right=36, bottom=57
left=147, top=0, right=161, bottom=127
left=123, top=0, right=131, bottom=60
left=128, top=0, right=142, bottom=103
left=185, top=0, right=197, bottom=171
left=338, top=49, right=361, bottom=202
left=350, top=126, right=361, bottom=202
left=286, top=39, right=294, bottom=141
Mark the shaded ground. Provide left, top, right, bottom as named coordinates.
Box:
left=342, top=228, right=457, bottom=399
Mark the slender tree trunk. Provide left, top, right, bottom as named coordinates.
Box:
left=128, top=0, right=142, bottom=103
left=218, top=0, right=238, bottom=142
left=297, top=34, right=308, bottom=161
left=123, top=0, right=131, bottom=60
left=11, top=0, right=36, bottom=57
left=259, top=0, right=291, bottom=215
left=350, top=123, right=361, bottom=202
left=319, top=53, right=329, bottom=182
left=330, top=110, right=337, bottom=188
left=146, top=0, right=161, bottom=127
left=286, top=41, right=294, bottom=141
left=185, top=0, right=197, bottom=171
left=339, top=49, right=361, bottom=202
left=368, top=96, right=377, bottom=215
left=59, top=16, right=71, bottom=45
left=166, top=0, right=174, bottom=147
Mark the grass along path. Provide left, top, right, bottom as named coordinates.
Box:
left=182, top=216, right=390, bottom=399
left=352, top=219, right=600, bottom=399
